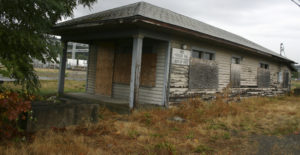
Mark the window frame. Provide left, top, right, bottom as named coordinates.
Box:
left=191, top=47, right=216, bottom=61
left=278, top=71, right=283, bottom=83
left=231, top=56, right=241, bottom=64
left=259, top=62, right=269, bottom=69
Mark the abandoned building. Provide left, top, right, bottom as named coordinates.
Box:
left=52, top=2, right=296, bottom=109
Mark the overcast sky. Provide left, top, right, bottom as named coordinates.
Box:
left=72, top=0, right=300, bottom=63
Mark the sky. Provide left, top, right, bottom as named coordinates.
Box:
left=71, top=0, right=300, bottom=63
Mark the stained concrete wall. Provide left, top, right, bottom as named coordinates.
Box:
left=27, top=101, right=99, bottom=131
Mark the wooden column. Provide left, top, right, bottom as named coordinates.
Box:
left=129, top=35, right=143, bottom=110
left=58, top=41, right=68, bottom=95
left=162, top=41, right=171, bottom=108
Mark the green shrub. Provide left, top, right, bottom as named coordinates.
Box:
left=0, top=91, right=32, bottom=140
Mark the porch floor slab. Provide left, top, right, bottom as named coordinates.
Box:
left=61, top=93, right=129, bottom=114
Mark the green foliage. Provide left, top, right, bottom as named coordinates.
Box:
left=292, top=71, right=299, bottom=79
left=128, top=130, right=140, bottom=139
left=223, top=132, right=231, bottom=140
left=143, top=113, right=152, bottom=125
left=76, top=52, right=88, bottom=60
left=185, top=132, right=195, bottom=139
left=194, top=144, right=214, bottom=153
left=0, top=0, right=96, bottom=93
left=154, top=141, right=176, bottom=154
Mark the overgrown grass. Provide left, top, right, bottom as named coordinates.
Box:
left=2, top=80, right=85, bottom=96
left=292, top=80, right=300, bottom=89
left=35, top=68, right=86, bottom=78
left=1, top=95, right=300, bottom=154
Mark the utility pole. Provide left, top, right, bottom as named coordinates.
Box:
left=291, top=0, right=300, bottom=7
left=280, top=43, right=285, bottom=56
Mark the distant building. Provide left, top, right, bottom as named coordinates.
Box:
left=67, top=42, right=89, bottom=60
left=296, top=65, right=300, bottom=80
left=33, top=42, right=89, bottom=69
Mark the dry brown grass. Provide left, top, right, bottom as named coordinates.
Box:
left=1, top=95, right=300, bottom=154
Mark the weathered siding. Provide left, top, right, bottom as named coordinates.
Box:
left=168, top=39, right=290, bottom=100
left=169, top=64, right=189, bottom=97
left=86, top=44, right=97, bottom=94
left=240, top=55, right=260, bottom=86
left=112, top=43, right=167, bottom=105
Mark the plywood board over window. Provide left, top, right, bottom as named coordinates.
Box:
left=257, top=68, right=270, bottom=88
left=230, top=64, right=241, bottom=88
left=283, top=71, right=290, bottom=88
left=189, top=58, right=218, bottom=89
left=140, top=53, right=157, bottom=87
left=113, top=46, right=157, bottom=87
left=95, top=42, right=115, bottom=96
left=113, top=49, right=132, bottom=84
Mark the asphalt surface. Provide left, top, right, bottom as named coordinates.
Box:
left=245, top=134, right=300, bottom=155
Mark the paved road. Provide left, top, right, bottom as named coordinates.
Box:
left=253, top=135, right=300, bottom=155
left=238, top=134, right=300, bottom=155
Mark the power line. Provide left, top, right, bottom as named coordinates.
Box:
left=291, top=0, right=300, bottom=7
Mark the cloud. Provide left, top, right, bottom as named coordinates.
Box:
left=73, top=0, right=300, bottom=63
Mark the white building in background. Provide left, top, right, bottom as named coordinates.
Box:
left=67, top=42, right=89, bottom=59
left=33, top=42, right=89, bottom=69
left=296, top=65, right=300, bottom=80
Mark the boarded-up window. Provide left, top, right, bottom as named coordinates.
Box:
left=283, top=71, right=289, bottom=88
left=140, top=53, right=157, bottom=86
left=113, top=46, right=157, bottom=87
left=257, top=68, right=270, bottom=88
left=95, top=42, right=115, bottom=96
left=113, top=47, right=132, bottom=84
left=189, top=58, right=218, bottom=89
left=230, top=64, right=241, bottom=88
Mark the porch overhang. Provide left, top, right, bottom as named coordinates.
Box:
left=52, top=15, right=295, bottom=65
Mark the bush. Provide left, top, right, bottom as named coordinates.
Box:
left=0, top=91, right=32, bottom=140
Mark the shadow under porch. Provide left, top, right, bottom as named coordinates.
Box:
left=58, top=35, right=171, bottom=113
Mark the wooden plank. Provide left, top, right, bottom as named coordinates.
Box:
left=140, top=53, right=157, bottom=87
left=113, top=52, right=132, bottom=84
left=283, top=71, right=289, bottom=88
left=113, top=50, right=157, bottom=87
left=162, top=41, right=171, bottom=108
left=112, top=42, right=166, bottom=106
left=85, top=44, right=91, bottom=92
left=129, top=36, right=143, bottom=110
left=257, top=68, right=270, bottom=88
left=189, top=58, right=218, bottom=89
left=86, top=44, right=98, bottom=94
left=230, top=64, right=241, bottom=88
left=95, top=42, right=115, bottom=96
left=58, top=41, right=68, bottom=95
